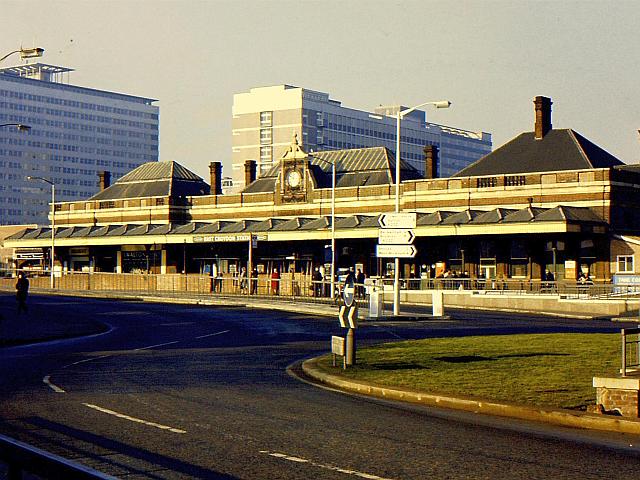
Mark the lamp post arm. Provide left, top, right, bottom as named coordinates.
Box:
left=0, top=50, right=21, bottom=63
left=399, top=100, right=451, bottom=119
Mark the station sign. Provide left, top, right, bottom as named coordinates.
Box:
left=378, top=228, right=415, bottom=245
left=378, top=212, right=417, bottom=229
left=193, top=234, right=267, bottom=243
left=376, top=244, right=417, bottom=258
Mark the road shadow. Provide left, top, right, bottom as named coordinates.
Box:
left=15, top=416, right=238, bottom=479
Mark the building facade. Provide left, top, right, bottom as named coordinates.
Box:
left=231, top=85, right=492, bottom=189
left=0, top=63, right=159, bottom=226
left=6, top=96, right=640, bottom=291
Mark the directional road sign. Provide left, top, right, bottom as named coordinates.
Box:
left=338, top=305, right=358, bottom=328
left=378, top=228, right=415, bottom=245
left=376, top=244, right=417, bottom=258
left=378, top=212, right=417, bottom=229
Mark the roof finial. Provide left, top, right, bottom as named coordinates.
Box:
left=293, top=132, right=299, bottom=146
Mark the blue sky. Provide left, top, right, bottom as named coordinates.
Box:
left=4, top=0, right=639, bottom=179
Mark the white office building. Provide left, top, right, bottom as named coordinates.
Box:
left=0, top=63, right=159, bottom=225
left=232, top=84, right=492, bottom=189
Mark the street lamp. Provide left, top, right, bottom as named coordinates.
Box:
left=0, top=47, right=44, bottom=63
left=0, top=123, right=31, bottom=132
left=27, top=176, right=55, bottom=289
left=312, top=155, right=337, bottom=300
left=393, top=100, right=451, bottom=315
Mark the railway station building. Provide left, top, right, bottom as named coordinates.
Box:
left=5, top=96, right=640, bottom=291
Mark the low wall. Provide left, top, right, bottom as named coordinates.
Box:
left=402, top=290, right=638, bottom=318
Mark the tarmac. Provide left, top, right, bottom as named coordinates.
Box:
left=2, top=287, right=640, bottom=436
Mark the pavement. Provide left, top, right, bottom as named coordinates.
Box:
left=3, top=287, right=639, bottom=436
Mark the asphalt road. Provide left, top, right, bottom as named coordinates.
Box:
left=1, top=294, right=640, bottom=479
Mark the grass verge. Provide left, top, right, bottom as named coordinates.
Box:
left=317, top=333, right=620, bottom=410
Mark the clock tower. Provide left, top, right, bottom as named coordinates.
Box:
left=279, top=133, right=309, bottom=203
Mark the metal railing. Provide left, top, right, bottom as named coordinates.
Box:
left=621, top=328, right=640, bottom=377
left=2, top=269, right=640, bottom=301
left=0, top=433, right=116, bottom=479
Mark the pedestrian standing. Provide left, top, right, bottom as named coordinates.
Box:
left=356, top=269, right=365, bottom=298
left=239, top=266, right=247, bottom=294
left=16, top=272, right=29, bottom=315
left=271, top=268, right=280, bottom=295
left=313, top=267, right=323, bottom=297
left=250, top=267, right=258, bottom=295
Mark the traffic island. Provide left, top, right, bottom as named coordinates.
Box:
left=301, top=356, right=640, bottom=435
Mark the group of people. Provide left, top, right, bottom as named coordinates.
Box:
left=212, top=263, right=368, bottom=298
left=436, top=269, right=470, bottom=279
left=311, top=266, right=366, bottom=298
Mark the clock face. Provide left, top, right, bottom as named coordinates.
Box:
left=286, top=169, right=302, bottom=188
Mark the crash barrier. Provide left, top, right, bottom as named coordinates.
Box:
left=0, top=432, right=116, bottom=480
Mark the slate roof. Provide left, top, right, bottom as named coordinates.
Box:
left=89, top=161, right=210, bottom=201
left=454, top=129, right=624, bottom=177
left=242, top=146, right=422, bottom=194
left=6, top=206, right=605, bottom=243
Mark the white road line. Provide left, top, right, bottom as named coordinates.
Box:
left=195, top=329, right=231, bottom=339
left=63, top=354, right=113, bottom=368
left=259, top=451, right=397, bottom=480
left=43, top=375, right=65, bottom=393
left=134, top=340, right=179, bottom=351
left=83, top=403, right=186, bottom=434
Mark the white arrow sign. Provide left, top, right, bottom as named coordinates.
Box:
left=378, top=212, right=417, bottom=229
left=376, top=244, right=418, bottom=258
left=378, top=228, right=415, bottom=245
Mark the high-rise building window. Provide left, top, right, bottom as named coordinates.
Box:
left=260, top=111, right=272, bottom=127
left=260, top=146, right=272, bottom=163
left=260, top=128, right=272, bottom=144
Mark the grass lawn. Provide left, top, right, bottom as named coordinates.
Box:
left=318, top=333, right=621, bottom=410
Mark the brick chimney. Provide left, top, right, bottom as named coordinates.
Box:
left=98, top=170, right=111, bottom=191
left=209, top=161, right=222, bottom=195
left=423, top=145, right=438, bottom=179
left=534, top=96, right=552, bottom=140
left=244, top=159, right=257, bottom=186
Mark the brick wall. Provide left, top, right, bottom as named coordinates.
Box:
left=596, top=387, right=640, bottom=417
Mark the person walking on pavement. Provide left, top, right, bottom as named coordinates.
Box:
left=16, top=272, right=29, bottom=315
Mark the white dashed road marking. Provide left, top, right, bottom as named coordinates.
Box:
left=83, top=403, right=187, bottom=434
left=195, top=329, right=231, bottom=339
left=259, top=451, right=397, bottom=480
left=134, top=341, right=179, bottom=351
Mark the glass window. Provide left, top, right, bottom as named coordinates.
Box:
left=260, top=128, right=272, bottom=144
left=260, top=111, right=272, bottom=126
left=617, top=255, right=634, bottom=273
left=260, top=146, right=272, bottom=162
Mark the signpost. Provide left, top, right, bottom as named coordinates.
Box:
left=331, top=335, right=346, bottom=369
left=377, top=212, right=418, bottom=316
left=332, top=279, right=358, bottom=367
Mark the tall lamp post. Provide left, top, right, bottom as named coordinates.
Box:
left=27, top=176, right=55, bottom=289
left=313, top=155, right=337, bottom=300
left=394, top=100, right=451, bottom=315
